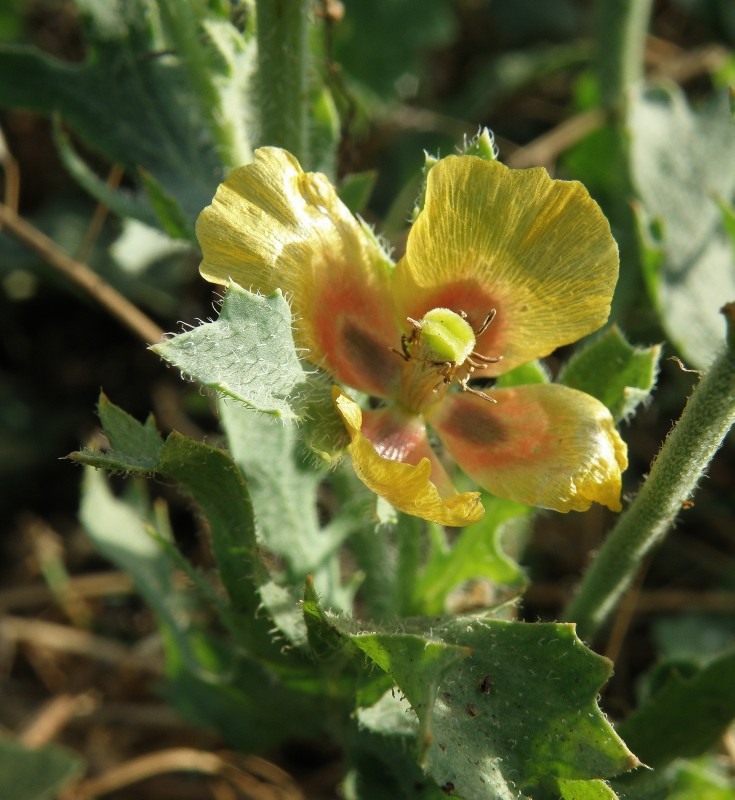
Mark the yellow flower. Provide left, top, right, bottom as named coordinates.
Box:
left=197, top=147, right=627, bottom=526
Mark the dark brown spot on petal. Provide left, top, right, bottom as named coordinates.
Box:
left=342, top=321, right=400, bottom=394
left=442, top=399, right=506, bottom=445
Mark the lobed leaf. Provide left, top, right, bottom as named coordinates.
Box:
left=415, top=618, right=639, bottom=799
left=412, top=496, right=528, bottom=615
left=306, top=590, right=639, bottom=798
left=71, top=397, right=265, bottom=629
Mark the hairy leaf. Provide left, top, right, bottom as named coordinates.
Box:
left=559, top=326, right=661, bottom=422
left=153, top=285, right=309, bottom=422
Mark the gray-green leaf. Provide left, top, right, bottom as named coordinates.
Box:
left=153, top=285, right=309, bottom=422
left=628, top=84, right=735, bottom=367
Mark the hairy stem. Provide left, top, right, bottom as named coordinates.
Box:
left=255, top=0, right=310, bottom=165
left=565, top=326, right=735, bottom=640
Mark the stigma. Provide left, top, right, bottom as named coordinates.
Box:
left=393, top=307, right=502, bottom=413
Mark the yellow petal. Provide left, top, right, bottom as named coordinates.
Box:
left=333, top=388, right=484, bottom=527
left=197, top=148, right=402, bottom=397
left=392, top=156, right=619, bottom=374
left=429, top=384, right=628, bottom=513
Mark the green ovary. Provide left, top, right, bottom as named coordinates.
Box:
left=421, top=308, right=476, bottom=364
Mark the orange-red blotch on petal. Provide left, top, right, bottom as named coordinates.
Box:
left=392, top=156, right=619, bottom=374
left=428, top=384, right=627, bottom=513
left=360, top=405, right=456, bottom=499
left=196, top=147, right=402, bottom=398
left=333, top=388, right=484, bottom=526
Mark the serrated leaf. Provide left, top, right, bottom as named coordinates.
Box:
left=616, top=648, right=735, bottom=769
left=153, top=285, right=309, bottom=421
left=0, top=738, right=84, bottom=800
left=73, top=400, right=163, bottom=474
left=628, top=84, right=735, bottom=367
left=315, top=606, right=639, bottom=798
left=97, top=391, right=163, bottom=468
left=417, top=619, right=638, bottom=799
left=71, top=398, right=267, bottom=635
left=559, top=326, right=661, bottom=422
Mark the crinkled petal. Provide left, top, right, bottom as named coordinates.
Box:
left=428, top=384, right=627, bottom=512
left=333, top=389, right=484, bottom=526
left=360, top=406, right=456, bottom=499
left=197, top=147, right=402, bottom=397
left=392, top=156, right=619, bottom=374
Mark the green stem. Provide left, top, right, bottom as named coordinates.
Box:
left=595, top=0, right=654, bottom=322
left=565, top=341, right=735, bottom=641
left=596, top=0, right=653, bottom=117
left=157, top=0, right=247, bottom=170
left=255, top=0, right=310, bottom=165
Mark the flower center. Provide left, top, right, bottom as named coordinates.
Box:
left=420, top=308, right=476, bottom=365
left=393, top=307, right=502, bottom=414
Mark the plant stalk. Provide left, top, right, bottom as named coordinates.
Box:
left=596, top=0, right=654, bottom=117
left=565, top=327, right=735, bottom=641
left=255, top=0, right=310, bottom=166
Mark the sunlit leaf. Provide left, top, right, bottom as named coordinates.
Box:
left=153, top=285, right=309, bottom=422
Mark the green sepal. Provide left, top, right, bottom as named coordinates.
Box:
left=559, top=326, right=661, bottom=422
left=459, top=127, right=498, bottom=161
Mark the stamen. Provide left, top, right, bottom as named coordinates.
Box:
left=459, top=375, right=496, bottom=403
left=469, top=351, right=503, bottom=364
left=476, top=308, right=497, bottom=337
